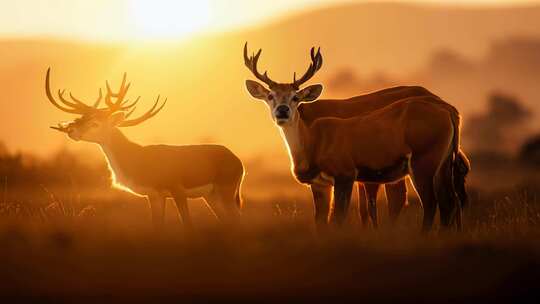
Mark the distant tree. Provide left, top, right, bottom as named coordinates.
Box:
left=427, top=49, right=473, bottom=76
left=519, top=134, right=540, bottom=166
left=465, top=92, right=531, bottom=154
left=326, top=68, right=361, bottom=93
left=487, top=37, right=540, bottom=75
left=326, top=68, right=397, bottom=95
left=0, top=142, right=8, bottom=157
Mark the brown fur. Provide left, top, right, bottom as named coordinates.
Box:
left=299, top=86, right=435, bottom=124
left=293, top=97, right=463, bottom=230
left=244, top=44, right=468, bottom=229
left=299, top=86, right=439, bottom=226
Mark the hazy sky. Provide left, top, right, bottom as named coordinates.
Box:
left=1, top=0, right=540, bottom=41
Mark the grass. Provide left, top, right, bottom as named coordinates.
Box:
left=0, top=185, right=539, bottom=303
left=1, top=149, right=539, bottom=302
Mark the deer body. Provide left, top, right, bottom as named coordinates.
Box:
left=45, top=69, right=244, bottom=228
left=243, top=44, right=469, bottom=231
left=299, top=86, right=433, bottom=123
left=295, top=85, right=436, bottom=226
left=99, top=129, right=241, bottom=198
left=287, top=97, right=462, bottom=230
left=290, top=99, right=453, bottom=182
left=302, top=87, right=470, bottom=227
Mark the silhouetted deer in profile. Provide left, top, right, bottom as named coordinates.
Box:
left=45, top=69, right=244, bottom=229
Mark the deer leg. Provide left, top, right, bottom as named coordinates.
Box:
left=411, top=177, right=437, bottom=233
left=203, top=191, right=227, bottom=221
left=364, top=183, right=380, bottom=228
left=332, top=177, right=354, bottom=226
left=147, top=193, right=166, bottom=230
left=410, top=158, right=438, bottom=233
left=170, top=190, right=192, bottom=229
left=357, top=183, right=369, bottom=228
left=200, top=189, right=230, bottom=222
left=455, top=206, right=463, bottom=231
left=310, top=184, right=332, bottom=230
left=216, top=183, right=242, bottom=219
left=385, top=179, right=408, bottom=225
left=436, top=155, right=462, bottom=231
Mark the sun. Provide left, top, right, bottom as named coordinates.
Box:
left=129, top=0, right=211, bottom=39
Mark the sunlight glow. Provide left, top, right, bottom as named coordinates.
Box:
left=129, top=0, right=211, bottom=39
left=103, top=154, right=146, bottom=198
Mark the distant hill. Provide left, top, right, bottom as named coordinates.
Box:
left=242, top=2, right=540, bottom=74
left=2, top=2, right=540, bottom=158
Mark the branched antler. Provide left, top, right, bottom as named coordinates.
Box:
left=292, top=47, right=323, bottom=89
left=45, top=68, right=166, bottom=128
left=119, top=95, right=167, bottom=127
left=244, top=43, right=278, bottom=88
left=45, top=68, right=99, bottom=114
left=243, top=43, right=323, bottom=89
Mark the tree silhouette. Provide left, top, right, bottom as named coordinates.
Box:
left=465, top=92, right=531, bottom=154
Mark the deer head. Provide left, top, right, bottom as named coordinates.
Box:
left=244, top=43, right=323, bottom=126
left=45, top=68, right=166, bottom=143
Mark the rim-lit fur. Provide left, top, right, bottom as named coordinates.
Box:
left=45, top=69, right=244, bottom=228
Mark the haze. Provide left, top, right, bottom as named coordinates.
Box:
left=1, top=0, right=540, bottom=166
left=1, top=0, right=540, bottom=41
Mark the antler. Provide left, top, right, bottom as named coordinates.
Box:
left=244, top=42, right=278, bottom=88
left=45, top=68, right=100, bottom=114
left=104, top=73, right=140, bottom=113
left=292, top=47, right=323, bottom=89
left=118, top=95, right=167, bottom=127
left=69, top=89, right=103, bottom=108
left=46, top=68, right=166, bottom=128
left=100, top=73, right=164, bottom=127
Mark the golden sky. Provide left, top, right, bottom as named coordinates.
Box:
left=1, top=0, right=540, bottom=157
left=1, top=0, right=539, bottom=41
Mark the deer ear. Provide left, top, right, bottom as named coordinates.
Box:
left=109, top=112, right=126, bottom=126
left=245, top=80, right=270, bottom=100
left=297, top=84, right=323, bottom=102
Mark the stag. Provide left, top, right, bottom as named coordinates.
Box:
left=243, top=44, right=469, bottom=231
left=45, top=69, right=244, bottom=228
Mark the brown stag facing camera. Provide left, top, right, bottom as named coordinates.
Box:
left=244, top=44, right=469, bottom=231
left=45, top=69, right=244, bottom=229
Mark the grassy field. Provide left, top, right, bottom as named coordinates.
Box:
left=1, top=187, right=539, bottom=303
left=0, top=149, right=539, bottom=302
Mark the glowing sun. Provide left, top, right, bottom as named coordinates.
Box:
left=129, top=0, right=211, bottom=39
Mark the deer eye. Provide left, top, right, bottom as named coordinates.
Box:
left=292, top=95, right=300, bottom=102
left=267, top=94, right=274, bottom=100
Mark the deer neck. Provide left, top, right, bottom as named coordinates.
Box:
left=97, top=128, right=141, bottom=182
left=279, top=116, right=313, bottom=171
